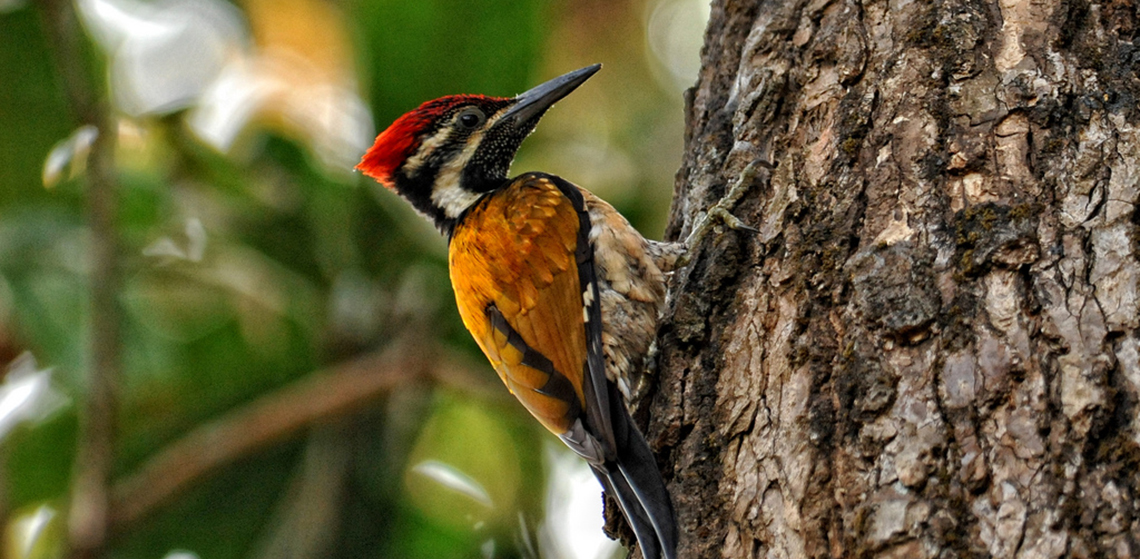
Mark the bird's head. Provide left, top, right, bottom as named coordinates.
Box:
left=357, top=64, right=601, bottom=235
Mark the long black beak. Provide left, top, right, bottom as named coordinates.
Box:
left=501, top=64, right=601, bottom=126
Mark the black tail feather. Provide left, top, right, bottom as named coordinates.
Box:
left=614, top=443, right=676, bottom=559
left=593, top=386, right=677, bottom=559
left=593, top=467, right=663, bottom=559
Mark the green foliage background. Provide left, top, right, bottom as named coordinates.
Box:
left=0, top=0, right=695, bottom=557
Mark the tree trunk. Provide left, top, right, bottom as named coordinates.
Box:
left=645, top=0, right=1140, bottom=557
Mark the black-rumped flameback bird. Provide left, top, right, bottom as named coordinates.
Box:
left=358, top=65, right=680, bottom=559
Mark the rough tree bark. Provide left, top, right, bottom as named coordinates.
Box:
left=640, top=0, right=1140, bottom=558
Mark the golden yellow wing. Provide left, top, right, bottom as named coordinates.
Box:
left=448, top=173, right=596, bottom=441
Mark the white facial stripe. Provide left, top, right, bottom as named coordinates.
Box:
left=402, top=126, right=451, bottom=178
left=427, top=110, right=510, bottom=219
left=430, top=128, right=485, bottom=218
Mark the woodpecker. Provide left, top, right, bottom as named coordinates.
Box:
left=358, top=65, right=681, bottom=559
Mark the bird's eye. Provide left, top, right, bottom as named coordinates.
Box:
left=457, top=108, right=485, bottom=129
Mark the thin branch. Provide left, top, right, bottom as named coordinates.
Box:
left=38, top=1, right=121, bottom=558
left=249, top=426, right=351, bottom=559
left=109, top=341, right=434, bottom=531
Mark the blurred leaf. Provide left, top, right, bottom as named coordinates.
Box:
left=355, top=0, right=549, bottom=123
left=0, top=7, right=78, bottom=208
left=0, top=353, right=68, bottom=441
left=403, top=394, right=521, bottom=530
left=41, top=125, right=98, bottom=189
left=6, top=503, right=64, bottom=559
left=112, top=441, right=303, bottom=559
left=0, top=209, right=88, bottom=380
left=7, top=413, right=77, bottom=508
left=411, top=459, right=493, bottom=508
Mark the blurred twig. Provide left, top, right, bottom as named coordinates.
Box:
left=109, top=339, right=434, bottom=531
left=37, top=1, right=121, bottom=558
left=108, top=337, right=507, bottom=532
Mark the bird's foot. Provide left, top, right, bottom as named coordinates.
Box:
left=676, top=160, right=771, bottom=267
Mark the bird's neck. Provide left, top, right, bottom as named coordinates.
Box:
left=395, top=172, right=506, bottom=238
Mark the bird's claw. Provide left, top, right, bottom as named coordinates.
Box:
left=677, top=160, right=769, bottom=266
left=706, top=205, right=758, bottom=234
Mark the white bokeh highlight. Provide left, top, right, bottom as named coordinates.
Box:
left=0, top=353, right=67, bottom=442
left=542, top=443, right=621, bottom=559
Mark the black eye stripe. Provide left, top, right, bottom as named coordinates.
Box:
left=425, top=139, right=466, bottom=169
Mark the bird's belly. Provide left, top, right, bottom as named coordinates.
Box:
left=583, top=195, right=672, bottom=403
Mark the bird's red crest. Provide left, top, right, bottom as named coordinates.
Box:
left=357, top=95, right=500, bottom=189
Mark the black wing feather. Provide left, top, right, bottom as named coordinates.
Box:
left=548, top=174, right=616, bottom=458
